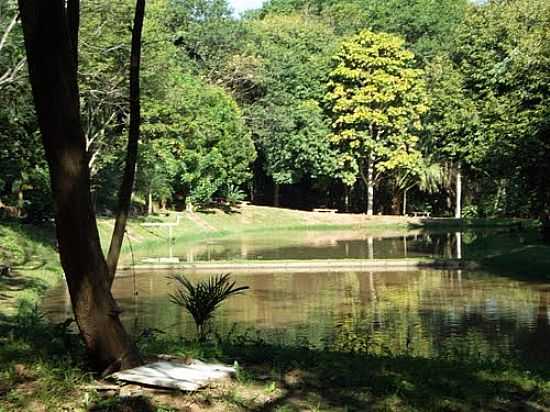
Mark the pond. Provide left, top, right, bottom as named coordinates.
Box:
left=42, top=228, right=550, bottom=363
left=129, top=227, right=534, bottom=262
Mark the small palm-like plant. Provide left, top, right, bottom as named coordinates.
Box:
left=169, top=274, right=249, bottom=341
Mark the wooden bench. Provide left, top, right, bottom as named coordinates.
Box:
left=313, top=208, right=338, bottom=213
left=410, top=211, right=431, bottom=218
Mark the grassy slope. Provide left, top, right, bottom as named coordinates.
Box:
left=0, top=222, right=61, bottom=314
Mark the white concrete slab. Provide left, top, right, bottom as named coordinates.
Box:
left=111, top=360, right=235, bottom=391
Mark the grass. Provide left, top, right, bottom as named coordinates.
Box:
left=0, top=221, right=62, bottom=314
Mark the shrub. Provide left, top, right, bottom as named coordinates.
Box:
left=169, top=274, right=249, bottom=341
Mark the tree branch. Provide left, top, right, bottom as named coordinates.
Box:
left=0, top=57, right=25, bottom=86
left=106, top=0, right=145, bottom=284
left=0, top=13, right=18, bottom=53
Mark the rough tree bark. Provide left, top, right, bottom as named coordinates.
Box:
left=17, top=0, right=144, bottom=373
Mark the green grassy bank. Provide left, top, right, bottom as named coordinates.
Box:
left=0, top=222, right=61, bottom=314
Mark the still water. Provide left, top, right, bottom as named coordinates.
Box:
left=128, top=228, right=532, bottom=263
left=42, top=267, right=550, bottom=362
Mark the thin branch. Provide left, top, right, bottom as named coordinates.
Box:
left=0, top=13, right=18, bottom=53
left=0, top=57, right=25, bottom=86
left=106, top=0, right=145, bottom=285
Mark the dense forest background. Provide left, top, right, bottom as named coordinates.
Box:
left=1, top=0, right=548, bottom=220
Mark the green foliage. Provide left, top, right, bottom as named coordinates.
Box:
left=261, top=0, right=468, bottom=58
left=224, top=183, right=246, bottom=205
left=135, top=140, right=179, bottom=206
left=234, top=15, right=338, bottom=187
left=325, top=30, right=428, bottom=186
left=424, top=55, right=477, bottom=163
left=4, top=0, right=549, bottom=220
left=0, top=1, right=49, bottom=217
left=142, top=73, right=256, bottom=205
left=168, top=0, right=243, bottom=78
left=450, top=0, right=550, bottom=214
left=170, top=274, right=249, bottom=340
left=251, top=99, right=336, bottom=185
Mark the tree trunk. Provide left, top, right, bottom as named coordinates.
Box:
left=344, top=185, right=350, bottom=213
left=366, top=154, right=374, bottom=216
left=17, top=189, right=24, bottom=218
left=106, top=0, right=145, bottom=282
left=147, top=190, right=153, bottom=215
left=403, top=188, right=408, bottom=216
left=455, top=162, right=462, bottom=219
left=273, top=183, right=280, bottom=207
left=18, top=0, right=141, bottom=373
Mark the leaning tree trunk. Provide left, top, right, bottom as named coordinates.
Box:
left=455, top=161, right=462, bottom=219
left=18, top=0, right=142, bottom=373
left=106, top=1, right=144, bottom=282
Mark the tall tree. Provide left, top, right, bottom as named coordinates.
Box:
left=424, top=55, right=477, bottom=218
left=451, top=0, right=550, bottom=216
left=17, top=0, right=144, bottom=372
left=237, top=15, right=338, bottom=205
left=325, top=30, right=428, bottom=215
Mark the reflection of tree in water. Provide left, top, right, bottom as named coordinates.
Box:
left=44, top=268, right=550, bottom=364
left=517, top=293, right=550, bottom=365
left=326, top=271, right=548, bottom=362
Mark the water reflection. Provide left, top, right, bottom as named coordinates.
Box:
left=131, top=230, right=472, bottom=263
left=42, top=268, right=550, bottom=362
left=125, top=228, right=534, bottom=264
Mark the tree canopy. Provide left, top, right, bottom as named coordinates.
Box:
left=2, top=0, right=549, bottom=218
left=325, top=30, right=428, bottom=214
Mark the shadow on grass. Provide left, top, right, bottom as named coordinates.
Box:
left=135, top=334, right=550, bottom=412
left=89, top=396, right=156, bottom=412
left=0, top=273, right=49, bottom=300
left=0, top=221, right=57, bottom=269
left=197, top=202, right=242, bottom=215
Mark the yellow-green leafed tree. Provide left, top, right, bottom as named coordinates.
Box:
left=325, top=30, right=428, bottom=215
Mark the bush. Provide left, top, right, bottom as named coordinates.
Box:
left=169, top=274, right=249, bottom=341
